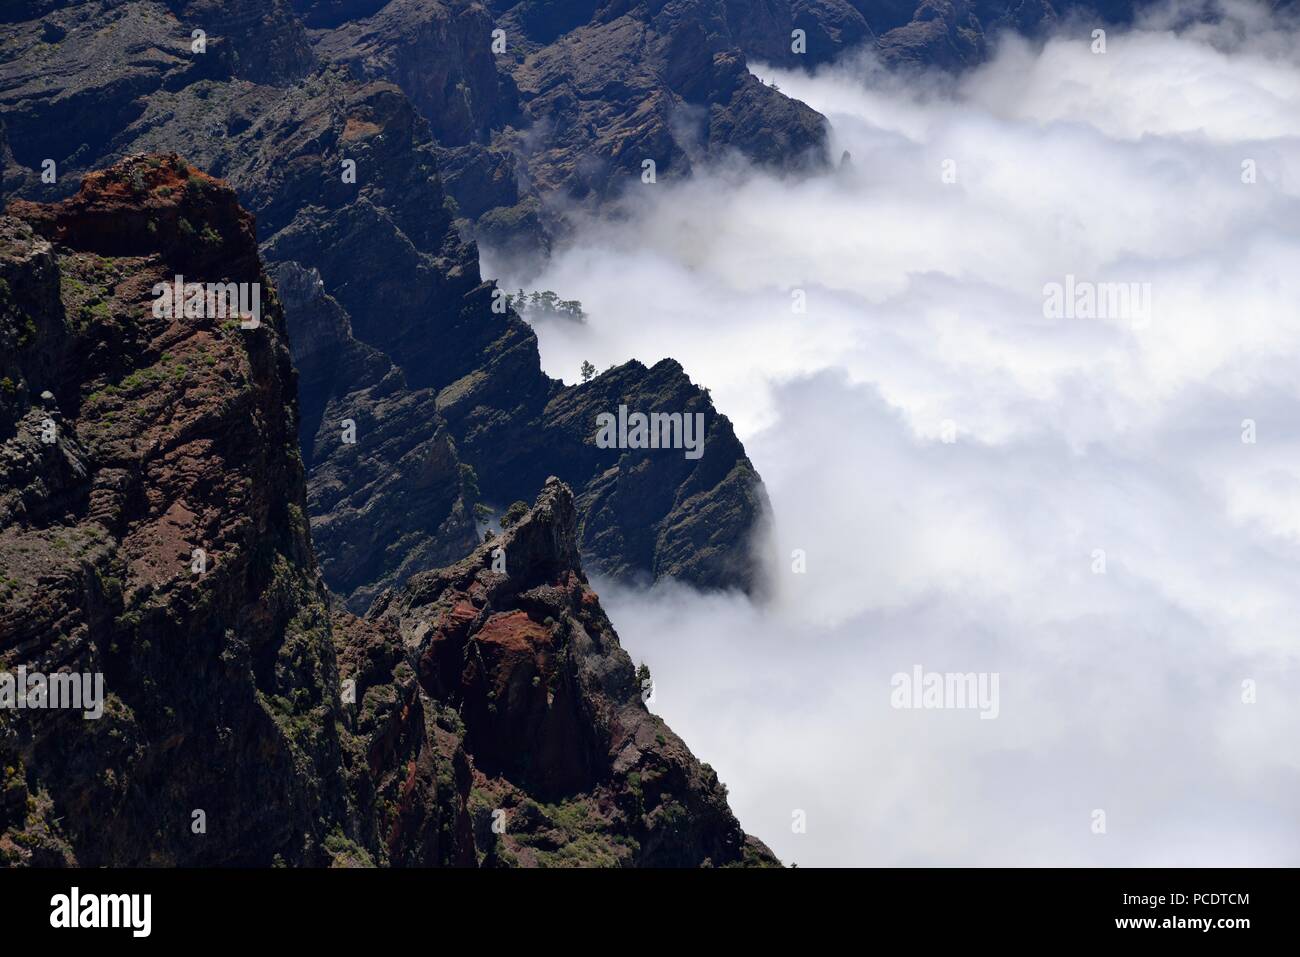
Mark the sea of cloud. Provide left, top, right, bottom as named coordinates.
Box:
left=482, top=1, right=1300, bottom=865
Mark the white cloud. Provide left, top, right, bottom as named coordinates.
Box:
left=485, top=1, right=1300, bottom=865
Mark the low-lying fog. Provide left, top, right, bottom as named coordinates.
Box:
left=483, top=1, right=1300, bottom=865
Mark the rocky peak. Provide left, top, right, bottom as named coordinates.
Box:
left=358, top=476, right=777, bottom=865
left=489, top=475, right=582, bottom=583
left=8, top=153, right=260, bottom=279
left=1, top=154, right=342, bottom=866
left=369, top=475, right=581, bottom=626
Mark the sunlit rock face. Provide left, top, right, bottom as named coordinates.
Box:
left=0, top=157, right=774, bottom=867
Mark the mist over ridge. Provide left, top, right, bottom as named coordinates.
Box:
left=484, top=0, right=1300, bottom=866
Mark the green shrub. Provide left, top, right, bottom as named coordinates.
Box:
left=501, top=500, right=529, bottom=529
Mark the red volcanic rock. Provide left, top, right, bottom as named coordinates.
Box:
left=9, top=154, right=261, bottom=279
left=365, top=478, right=779, bottom=866
left=1, top=154, right=339, bottom=866
left=1, top=151, right=776, bottom=868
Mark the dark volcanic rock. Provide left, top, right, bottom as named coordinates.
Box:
left=285, top=0, right=1148, bottom=259
left=780, top=0, right=1139, bottom=68
left=270, top=260, right=481, bottom=615
left=2, top=0, right=768, bottom=599
left=0, top=0, right=313, bottom=190
left=0, top=0, right=876, bottom=609
left=364, top=477, right=778, bottom=866
left=1, top=155, right=345, bottom=866
left=441, top=357, right=770, bottom=593
left=311, top=0, right=519, bottom=147
left=0, top=27, right=763, bottom=599
left=307, top=0, right=830, bottom=245
left=1, top=155, right=772, bottom=867
left=874, top=0, right=986, bottom=68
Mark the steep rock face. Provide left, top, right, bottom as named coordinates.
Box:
left=0, top=155, right=345, bottom=866
left=1, top=157, right=773, bottom=866
left=360, top=477, right=777, bottom=866
left=328, top=607, right=478, bottom=866
left=2, top=1, right=769, bottom=605
left=270, top=261, right=481, bottom=615
left=485, top=0, right=830, bottom=189
left=169, top=0, right=318, bottom=83
left=1, top=2, right=771, bottom=602
left=0, top=0, right=314, bottom=195
left=441, top=357, right=770, bottom=593
left=311, top=0, right=520, bottom=147
left=300, top=0, right=1142, bottom=245
left=306, top=0, right=830, bottom=250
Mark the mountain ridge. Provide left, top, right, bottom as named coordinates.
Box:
left=0, top=0, right=774, bottom=603
left=0, top=155, right=775, bottom=866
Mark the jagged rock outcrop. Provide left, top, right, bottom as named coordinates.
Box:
left=1, top=155, right=772, bottom=867
left=441, top=356, right=769, bottom=593
left=0, top=155, right=346, bottom=865
left=356, top=476, right=777, bottom=866
left=309, top=0, right=519, bottom=146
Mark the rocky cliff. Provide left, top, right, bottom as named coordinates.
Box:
left=298, top=0, right=1141, bottom=248
left=0, top=155, right=346, bottom=865
left=302, top=0, right=829, bottom=253
left=352, top=476, right=775, bottom=866
left=1, top=0, right=775, bottom=607
left=0, top=157, right=774, bottom=866
left=779, top=0, right=1138, bottom=68
left=0, top=0, right=1144, bottom=869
